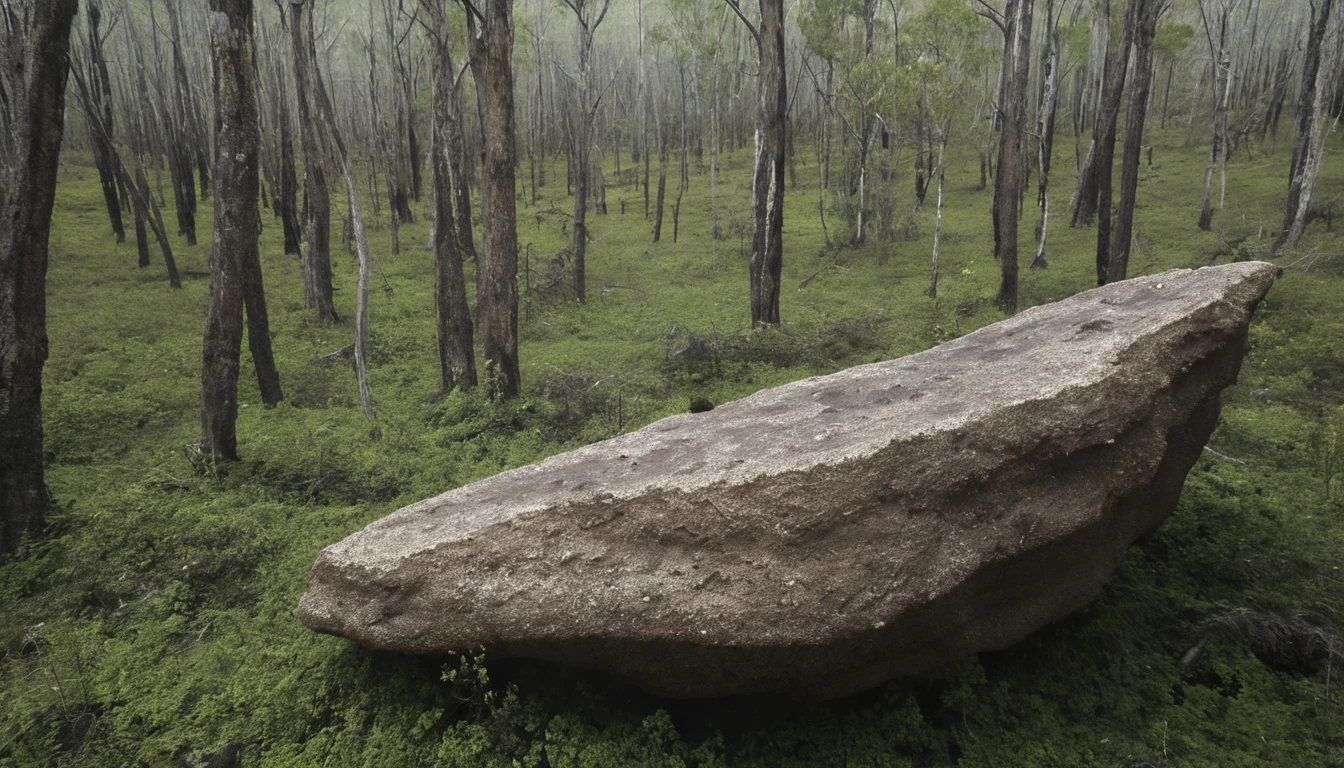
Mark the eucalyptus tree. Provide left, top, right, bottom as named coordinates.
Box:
left=1195, top=0, right=1237, bottom=231
left=289, top=0, right=337, bottom=323
left=1030, top=0, right=1088, bottom=270
left=1154, top=20, right=1193, bottom=129
left=423, top=0, right=477, bottom=393
left=559, top=0, right=613, bottom=304
left=201, top=0, right=282, bottom=461
left=1278, top=0, right=1339, bottom=255
left=0, top=0, right=80, bottom=560
left=799, top=0, right=899, bottom=246
left=81, top=2, right=125, bottom=244
left=161, top=0, right=208, bottom=244
left=1072, top=0, right=1135, bottom=240
left=726, top=0, right=787, bottom=327
left=465, top=0, right=522, bottom=398
left=986, top=0, right=1035, bottom=314
left=1107, top=0, right=1171, bottom=284
left=904, top=0, right=992, bottom=296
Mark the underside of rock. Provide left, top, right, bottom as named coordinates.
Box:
left=299, top=263, right=1277, bottom=698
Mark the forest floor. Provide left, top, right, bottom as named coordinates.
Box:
left=3, top=125, right=1344, bottom=767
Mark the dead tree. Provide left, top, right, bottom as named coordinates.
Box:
left=727, top=0, right=786, bottom=327
left=992, top=0, right=1036, bottom=314
left=1277, top=0, right=1338, bottom=254
left=465, top=0, right=523, bottom=399
left=0, top=0, right=80, bottom=559
left=1108, top=0, right=1171, bottom=283
left=201, top=0, right=282, bottom=461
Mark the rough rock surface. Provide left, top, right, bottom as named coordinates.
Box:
left=299, top=263, right=1277, bottom=698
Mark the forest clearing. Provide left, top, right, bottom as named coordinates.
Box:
left=2, top=0, right=1344, bottom=764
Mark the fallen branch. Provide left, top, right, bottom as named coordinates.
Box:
left=317, top=343, right=354, bottom=362
left=1203, top=445, right=1247, bottom=464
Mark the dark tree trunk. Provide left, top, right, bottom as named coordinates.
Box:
left=202, top=0, right=274, bottom=459
left=448, top=61, right=476, bottom=261
left=275, top=60, right=302, bottom=256
left=163, top=0, right=208, bottom=208
left=1072, top=0, right=1135, bottom=230
left=169, top=141, right=198, bottom=245
left=425, top=0, right=477, bottom=393
left=85, top=3, right=126, bottom=245
left=134, top=167, right=152, bottom=267
left=737, top=0, right=786, bottom=327
left=290, top=0, right=337, bottom=323
left=467, top=0, right=522, bottom=400
left=1108, top=0, right=1168, bottom=283
left=994, top=0, right=1035, bottom=314
left=654, top=119, right=667, bottom=242
left=1278, top=0, right=1337, bottom=254
left=0, top=0, right=79, bottom=560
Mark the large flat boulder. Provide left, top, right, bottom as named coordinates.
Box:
left=298, top=263, right=1276, bottom=698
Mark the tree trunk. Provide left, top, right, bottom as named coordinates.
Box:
left=0, top=0, right=79, bottom=559
left=275, top=59, right=302, bottom=256
left=85, top=3, right=126, bottom=245
left=564, top=0, right=612, bottom=304
left=994, top=0, right=1035, bottom=314
left=654, top=118, right=667, bottom=242
left=743, top=0, right=786, bottom=327
left=1072, top=0, right=1135, bottom=229
left=447, top=50, right=477, bottom=261
left=201, top=0, right=264, bottom=460
left=163, top=0, right=208, bottom=212
left=1199, top=4, right=1231, bottom=232
left=425, top=0, right=477, bottom=393
left=1031, top=3, right=1062, bottom=270
left=929, top=123, right=949, bottom=298
left=290, top=0, right=337, bottom=323
left=467, top=0, right=522, bottom=400
left=1277, top=0, right=1337, bottom=254
left=1108, top=0, right=1168, bottom=284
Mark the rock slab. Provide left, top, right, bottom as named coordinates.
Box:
left=299, top=263, right=1277, bottom=698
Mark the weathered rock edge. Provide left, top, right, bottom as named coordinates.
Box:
left=299, top=262, right=1277, bottom=698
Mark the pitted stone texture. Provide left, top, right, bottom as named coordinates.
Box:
left=298, top=262, right=1276, bottom=698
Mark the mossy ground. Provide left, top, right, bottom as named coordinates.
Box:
left=2, top=124, right=1343, bottom=766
